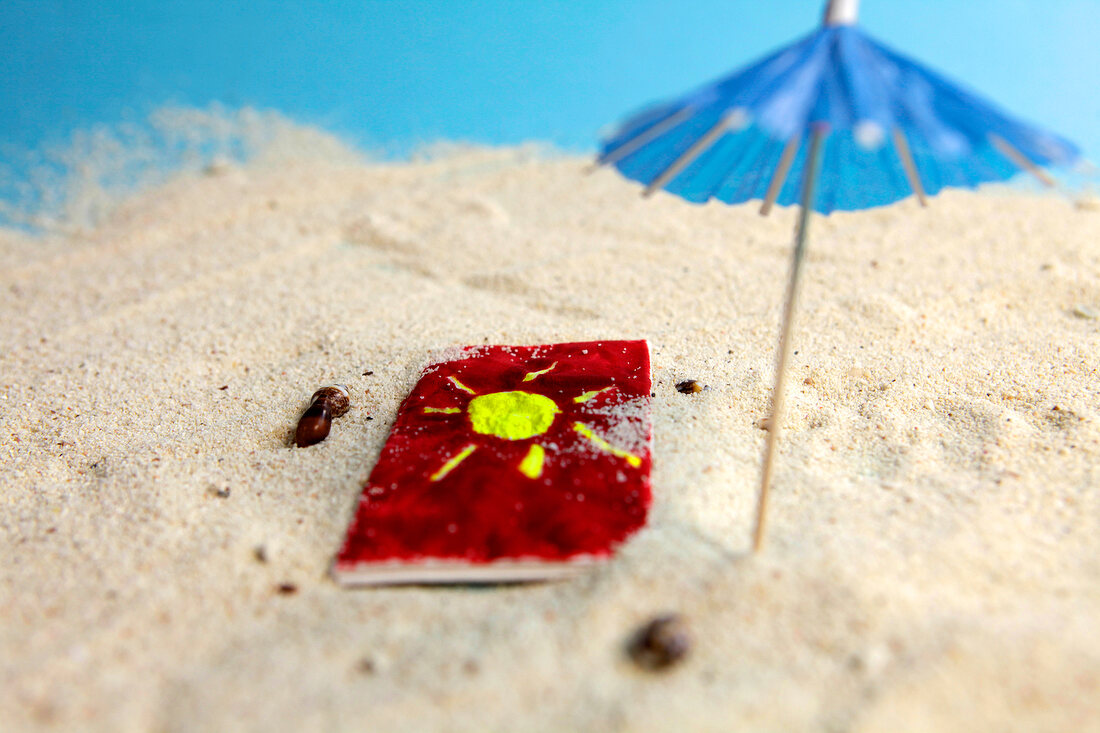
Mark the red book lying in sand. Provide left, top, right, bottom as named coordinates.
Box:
left=333, top=340, right=653, bottom=585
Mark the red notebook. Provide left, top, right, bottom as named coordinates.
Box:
left=333, top=340, right=653, bottom=585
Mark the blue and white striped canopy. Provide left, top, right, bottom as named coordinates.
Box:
left=599, top=25, right=1080, bottom=214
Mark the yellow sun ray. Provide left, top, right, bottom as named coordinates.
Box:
left=430, top=443, right=478, bottom=482
left=519, top=444, right=546, bottom=479
left=522, top=361, right=558, bottom=382
left=572, top=422, right=642, bottom=468
left=573, top=386, right=613, bottom=404
left=447, top=376, right=477, bottom=395
left=423, top=406, right=462, bottom=414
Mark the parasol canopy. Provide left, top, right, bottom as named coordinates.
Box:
left=599, top=2, right=1080, bottom=214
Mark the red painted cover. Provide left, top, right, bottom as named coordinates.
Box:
left=334, top=340, right=652, bottom=582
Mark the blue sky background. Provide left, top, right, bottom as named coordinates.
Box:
left=2, top=0, right=1098, bottom=161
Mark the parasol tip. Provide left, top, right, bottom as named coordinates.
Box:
left=824, top=0, right=860, bottom=25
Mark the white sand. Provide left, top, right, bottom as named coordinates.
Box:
left=2, top=123, right=1098, bottom=731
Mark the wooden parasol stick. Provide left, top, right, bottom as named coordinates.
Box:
left=753, top=125, right=827, bottom=553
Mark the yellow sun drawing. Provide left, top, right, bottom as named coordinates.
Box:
left=420, top=362, right=642, bottom=482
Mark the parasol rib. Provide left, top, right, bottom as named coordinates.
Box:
left=753, top=126, right=828, bottom=553
left=760, top=134, right=802, bottom=216
left=989, top=134, right=1056, bottom=187
left=643, top=112, right=738, bottom=197
left=892, top=128, right=928, bottom=207
left=595, top=107, right=695, bottom=170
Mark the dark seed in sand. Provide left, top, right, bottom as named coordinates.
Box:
left=276, top=583, right=298, bottom=595
left=628, top=614, right=692, bottom=671
left=295, top=401, right=333, bottom=447
left=675, top=380, right=704, bottom=394
left=209, top=486, right=231, bottom=499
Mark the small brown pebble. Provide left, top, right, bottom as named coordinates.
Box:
left=362, top=370, right=374, bottom=376
left=1072, top=304, right=1099, bottom=320
left=675, top=380, right=704, bottom=394
left=204, top=157, right=232, bottom=176
left=356, top=652, right=391, bottom=674
left=253, top=545, right=268, bottom=564
left=276, top=583, right=298, bottom=595
left=219, top=385, right=229, bottom=391
left=294, top=384, right=350, bottom=448
left=628, top=614, right=692, bottom=671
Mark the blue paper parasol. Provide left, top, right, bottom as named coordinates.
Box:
left=596, top=0, right=1082, bottom=551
